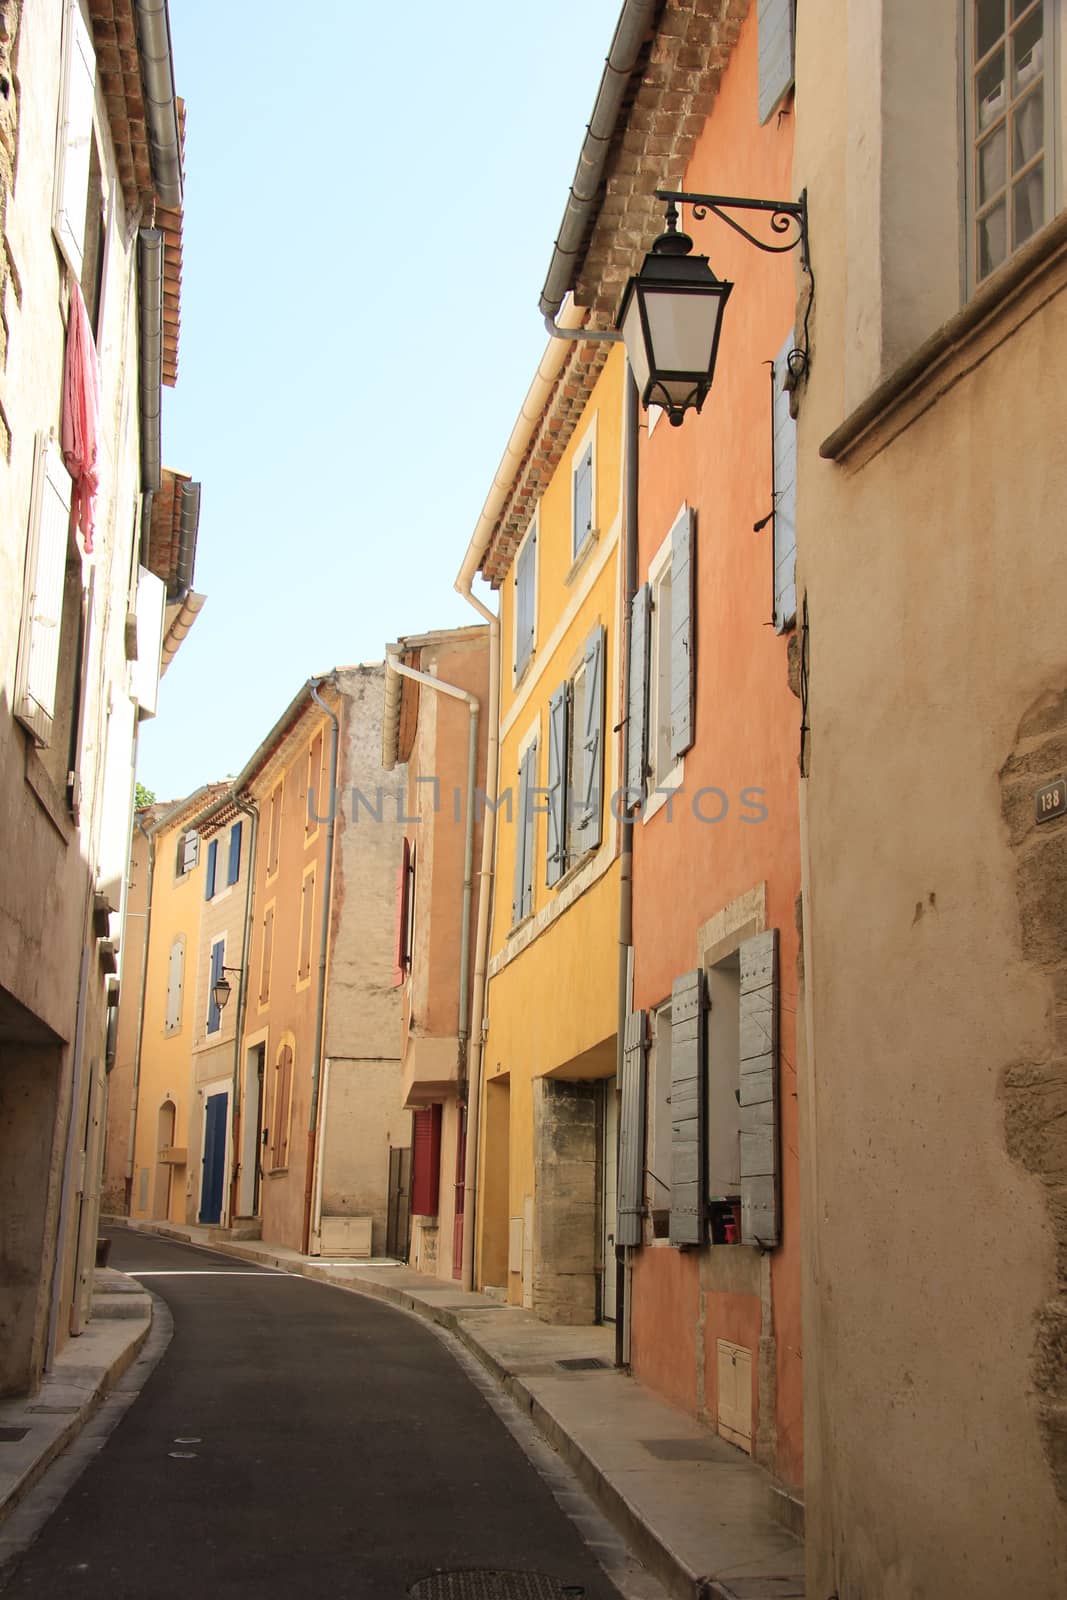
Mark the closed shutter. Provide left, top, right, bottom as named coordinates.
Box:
left=772, top=333, right=798, bottom=632
left=411, top=1103, right=443, bottom=1216
left=267, top=785, right=282, bottom=875
left=299, top=869, right=315, bottom=981
left=205, top=838, right=218, bottom=900
left=393, top=838, right=410, bottom=986
left=272, top=1044, right=293, bottom=1168
left=53, top=0, right=96, bottom=277
left=626, top=584, right=651, bottom=800
left=739, top=929, right=780, bottom=1247
left=15, top=436, right=74, bottom=748
left=669, top=510, right=696, bottom=761
left=227, top=820, right=242, bottom=886
left=546, top=683, right=568, bottom=885
left=573, top=443, right=593, bottom=553
left=513, top=742, right=537, bottom=923
left=578, top=625, right=605, bottom=849
left=515, top=531, right=536, bottom=677
left=670, top=969, right=706, bottom=1246
left=165, top=937, right=184, bottom=1032
left=617, top=1010, right=647, bottom=1247
left=306, top=731, right=323, bottom=832
left=259, top=906, right=274, bottom=1004
left=207, top=941, right=224, bottom=1033
left=758, top=0, right=795, bottom=124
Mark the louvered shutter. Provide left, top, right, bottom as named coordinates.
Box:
left=573, top=443, right=593, bottom=553
left=515, top=532, right=536, bottom=677
left=259, top=907, right=274, bottom=1004
left=273, top=1045, right=293, bottom=1168
left=626, top=584, right=651, bottom=800
left=578, top=625, right=605, bottom=848
left=513, top=743, right=537, bottom=922
left=205, top=839, right=218, bottom=900
left=207, top=942, right=223, bottom=1033
left=670, top=969, right=706, bottom=1246
left=772, top=334, right=798, bottom=632
left=411, top=1104, right=443, bottom=1216
left=53, top=0, right=96, bottom=277
left=393, top=838, right=410, bottom=987
left=15, top=436, right=74, bottom=747
left=669, top=510, right=696, bottom=761
left=227, top=821, right=242, bottom=886
left=617, top=1010, right=647, bottom=1247
left=739, top=930, right=780, bottom=1246
left=758, top=0, right=795, bottom=124
left=546, top=684, right=568, bottom=885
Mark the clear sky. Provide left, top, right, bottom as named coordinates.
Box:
left=137, top=0, right=624, bottom=802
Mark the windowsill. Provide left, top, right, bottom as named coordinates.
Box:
left=513, top=652, right=536, bottom=693
left=821, top=206, right=1067, bottom=467
left=266, top=1167, right=288, bottom=1178
left=564, top=527, right=599, bottom=586
left=642, top=758, right=685, bottom=825
left=24, top=743, right=73, bottom=844
left=554, top=841, right=598, bottom=893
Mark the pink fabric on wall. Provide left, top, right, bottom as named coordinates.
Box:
left=62, top=270, right=100, bottom=555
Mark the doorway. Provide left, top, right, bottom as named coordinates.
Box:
left=199, top=1090, right=228, bottom=1225
left=153, top=1099, right=175, bottom=1219
left=602, top=1075, right=618, bottom=1322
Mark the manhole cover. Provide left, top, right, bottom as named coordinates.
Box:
left=410, top=1573, right=584, bottom=1600
left=555, top=1357, right=609, bottom=1371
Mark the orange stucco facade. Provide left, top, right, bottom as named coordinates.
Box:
left=627, top=8, right=803, bottom=1490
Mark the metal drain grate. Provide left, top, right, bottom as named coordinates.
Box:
left=0, top=1427, right=29, bottom=1443
left=555, top=1357, right=609, bottom=1371
left=410, top=1573, right=583, bottom=1600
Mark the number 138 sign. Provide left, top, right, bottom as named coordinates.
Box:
left=1035, top=778, right=1067, bottom=824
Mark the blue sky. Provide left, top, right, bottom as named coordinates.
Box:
left=139, top=0, right=624, bottom=801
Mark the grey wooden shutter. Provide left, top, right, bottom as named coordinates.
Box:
left=165, top=936, right=184, bottom=1033
left=670, top=969, right=706, bottom=1245
left=626, top=584, right=651, bottom=799
left=53, top=0, right=96, bottom=276
left=758, top=0, right=795, bottom=125
left=772, top=334, right=797, bottom=632
left=512, top=747, right=531, bottom=923
left=573, top=443, right=593, bottom=553
left=546, top=685, right=568, bottom=885
left=522, top=741, right=537, bottom=917
left=739, top=929, right=779, bottom=1247
left=579, top=625, right=605, bottom=848
left=617, top=1009, right=647, bottom=1247
left=669, top=510, right=696, bottom=761
left=15, top=436, right=74, bottom=748
left=515, top=531, right=536, bottom=677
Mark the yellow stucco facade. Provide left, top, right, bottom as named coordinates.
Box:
left=477, top=344, right=626, bottom=1321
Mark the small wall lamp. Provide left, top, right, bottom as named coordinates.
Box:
left=212, top=966, right=243, bottom=1013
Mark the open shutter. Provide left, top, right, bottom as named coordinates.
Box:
left=546, top=684, right=568, bottom=885
left=670, top=969, right=706, bottom=1245
left=739, top=930, right=780, bottom=1247
left=573, top=443, right=593, bottom=552
left=411, top=1104, right=443, bottom=1216
left=515, top=532, right=536, bottom=678
left=579, top=625, right=605, bottom=848
left=513, top=743, right=537, bottom=922
left=53, top=0, right=96, bottom=277
left=669, top=510, right=695, bottom=761
left=15, top=436, right=74, bottom=748
left=772, top=334, right=798, bottom=632
left=626, top=584, right=651, bottom=800
left=393, top=838, right=411, bottom=987
left=205, top=839, right=218, bottom=900
left=617, top=1010, right=647, bottom=1247
left=130, top=567, right=166, bottom=717
left=227, top=821, right=242, bottom=886
left=757, top=0, right=795, bottom=125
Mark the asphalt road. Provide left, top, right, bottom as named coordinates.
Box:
left=2, top=1231, right=626, bottom=1600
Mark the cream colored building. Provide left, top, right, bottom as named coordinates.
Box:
left=794, top=1, right=1067, bottom=1593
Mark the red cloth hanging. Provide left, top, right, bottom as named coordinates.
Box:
left=61, top=271, right=100, bottom=555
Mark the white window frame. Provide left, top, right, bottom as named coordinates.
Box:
left=206, top=935, right=226, bottom=1036
left=176, top=828, right=199, bottom=878
left=513, top=512, right=539, bottom=686
left=570, top=418, right=598, bottom=564
left=643, top=509, right=687, bottom=824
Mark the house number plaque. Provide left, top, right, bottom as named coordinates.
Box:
left=1035, top=777, right=1067, bottom=824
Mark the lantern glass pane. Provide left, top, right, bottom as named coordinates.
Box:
left=619, top=292, right=651, bottom=394
left=643, top=285, right=725, bottom=374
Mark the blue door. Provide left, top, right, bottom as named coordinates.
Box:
left=199, top=1092, right=228, bottom=1224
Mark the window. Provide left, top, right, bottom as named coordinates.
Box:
left=165, top=935, right=184, bottom=1035
left=258, top=904, right=275, bottom=1006
left=266, top=782, right=282, bottom=877
left=298, top=866, right=316, bottom=983
left=204, top=838, right=218, bottom=900
left=269, top=1043, right=293, bottom=1170
left=647, top=1003, right=674, bottom=1230
left=514, top=521, right=537, bottom=681
left=967, top=0, right=1051, bottom=283
left=546, top=625, right=606, bottom=886
left=306, top=730, right=323, bottom=837
left=176, top=829, right=199, bottom=877
left=511, top=736, right=538, bottom=925
left=52, top=0, right=97, bottom=279
left=771, top=333, right=797, bottom=633
left=628, top=509, right=695, bottom=807
left=757, top=0, right=796, bottom=124
left=572, top=437, right=594, bottom=558
left=393, top=838, right=415, bottom=988
left=411, top=1104, right=443, bottom=1216
left=206, top=939, right=224, bottom=1035
left=226, top=820, right=242, bottom=887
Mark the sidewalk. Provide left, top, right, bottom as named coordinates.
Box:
left=116, top=1218, right=804, bottom=1600
left=0, top=1269, right=152, bottom=1525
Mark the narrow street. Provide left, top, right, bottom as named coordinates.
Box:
left=0, top=1232, right=631, bottom=1600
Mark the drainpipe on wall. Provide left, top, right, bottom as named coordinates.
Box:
left=227, top=794, right=258, bottom=1224
left=125, top=811, right=156, bottom=1206
left=303, top=677, right=340, bottom=1256
left=132, top=0, right=183, bottom=209
left=616, top=368, right=640, bottom=1370
left=137, top=229, right=162, bottom=494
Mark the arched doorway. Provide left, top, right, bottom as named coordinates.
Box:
left=153, top=1099, right=176, bottom=1219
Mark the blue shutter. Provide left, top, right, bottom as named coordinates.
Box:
left=626, top=584, right=651, bottom=800
left=573, top=444, right=593, bottom=555
left=207, top=941, right=224, bottom=1034
left=546, top=684, right=568, bottom=885
left=669, top=511, right=696, bottom=761
left=579, top=625, right=605, bottom=849
left=758, top=0, right=795, bottom=124
left=670, top=969, right=706, bottom=1246
left=617, top=1010, right=647, bottom=1247
left=204, top=838, right=217, bottom=900
left=227, top=820, right=242, bottom=886
left=772, top=333, right=798, bottom=632
left=739, top=930, right=779, bottom=1246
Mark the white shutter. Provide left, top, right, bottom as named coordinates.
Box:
left=626, top=584, right=651, bottom=800
left=757, top=0, right=795, bottom=125
left=53, top=0, right=97, bottom=278
left=772, top=334, right=798, bottom=633
left=546, top=685, right=568, bottom=885
left=579, top=625, right=605, bottom=848
left=15, top=435, right=75, bottom=747
left=669, top=510, right=696, bottom=761
left=617, top=1010, right=647, bottom=1247
left=739, top=930, right=780, bottom=1247
left=165, top=936, right=184, bottom=1032
left=130, top=567, right=167, bottom=717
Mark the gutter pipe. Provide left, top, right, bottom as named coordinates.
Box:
left=133, top=0, right=183, bottom=208
left=125, top=811, right=155, bottom=1200
left=171, top=480, right=201, bottom=603
left=616, top=367, right=639, bottom=1369
left=538, top=0, right=656, bottom=340
left=137, top=228, right=163, bottom=493
left=304, top=677, right=340, bottom=1255
left=384, top=653, right=480, bottom=1083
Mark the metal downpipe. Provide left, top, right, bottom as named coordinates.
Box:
left=303, top=678, right=339, bottom=1255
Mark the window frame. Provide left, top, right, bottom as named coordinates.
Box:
left=206, top=936, right=225, bottom=1036
left=513, top=513, right=538, bottom=685
left=176, top=828, right=199, bottom=879
left=643, top=514, right=688, bottom=823
left=268, top=1040, right=295, bottom=1173
left=570, top=421, right=597, bottom=564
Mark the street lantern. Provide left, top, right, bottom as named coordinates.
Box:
left=617, top=201, right=733, bottom=427
left=617, top=190, right=811, bottom=427
left=212, top=966, right=242, bottom=1013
